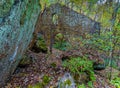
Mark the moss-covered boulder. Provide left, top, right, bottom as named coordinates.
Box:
left=93, top=62, right=106, bottom=70
left=0, top=0, right=14, bottom=17
left=0, top=0, right=40, bottom=86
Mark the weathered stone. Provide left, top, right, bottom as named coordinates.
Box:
left=0, top=0, right=14, bottom=17
left=36, top=3, right=101, bottom=37
left=34, top=3, right=101, bottom=51
left=0, top=0, right=40, bottom=86
left=58, top=73, right=75, bottom=88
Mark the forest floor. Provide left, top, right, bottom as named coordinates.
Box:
left=5, top=49, right=116, bottom=88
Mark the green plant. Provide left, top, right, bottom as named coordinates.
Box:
left=78, top=84, right=86, bottom=88
left=63, top=57, right=96, bottom=81
left=36, top=37, right=47, bottom=52
left=87, top=81, right=94, bottom=88
left=50, top=62, right=57, bottom=68
left=110, top=77, right=120, bottom=88
left=28, top=75, right=51, bottom=88
left=30, top=36, right=48, bottom=53
left=19, top=55, right=32, bottom=67
left=28, top=82, right=44, bottom=88
left=42, top=75, right=51, bottom=85
left=53, top=41, right=70, bottom=51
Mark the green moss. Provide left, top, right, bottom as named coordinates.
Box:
left=64, top=79, right=72, bottom=86
left=19, top=55, right=32, bottom=67
left=42, top=75, right=51, bottom=85
left=78, top=84, right=86, bottom=88
left=0, top=0, right=14, bottom=17
left=25, top=0, right=34, bottom=20
left=110, top=77, right=120, bottom=88
left=54, top=33, right=69, bottom=51
left=55, top=33, right=64, bottom=41
left=50, top=62, right=57, bottom=67
left=59, top=79, right=72, bottom=88
left=30, top=37, right=47, bottom=53
left=27, top=75, right=51, bottom=88
left=20, top=0, right=35, bottom=25
left=20, top=11, right=26, bottom=25
left=63, top=56, right=96, bottom=86
left=36, top=38, right=47, bottom=52
left=28, top=82, right=44, bottom=88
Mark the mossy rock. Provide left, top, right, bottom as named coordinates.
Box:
left=93, top=63, right=106, bottom=70
left=93, top=60, right=106, bottom=70
left=0, top=0, right=14, bottom=17
left=58, top=73, right=75, bottom=88
left=64, top=79, right=72, bottom=86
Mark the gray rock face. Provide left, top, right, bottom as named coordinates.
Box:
left=38, top=3, right=100, bottom=36
left=0, top=0, right=40, bottom=86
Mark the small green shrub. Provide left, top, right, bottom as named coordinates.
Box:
left=110, top=77, right=120, bottom=88
left=42, top=75, right=51, bottom=85
left=28, top=75, right=51, bottom=88
left=36, top=37, right=47, bottom=52
left=50, top=62, right=57, bottom=68
left=54, top=33, right=71, bottom=51
left=31, top=37, right=47, bottom=53
left=28, top=82, right=44, bottom=88
left=78, top=84, right=86, bottom=88
left=53, top=41, right=70, bottom=51
left=63, top=57, right=95, bottom=81
left=87, top=81, right=94, bottom=88
left=19, top=55, right=32, bottom=67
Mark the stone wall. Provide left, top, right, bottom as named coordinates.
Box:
left=0, top=0, right=40, bottom=86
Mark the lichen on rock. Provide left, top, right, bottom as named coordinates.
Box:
left=0, top=0, right=40, bottom=86
left=58, top=73, right=75, bottom=88
left=0, top=0, right=14, bottom=17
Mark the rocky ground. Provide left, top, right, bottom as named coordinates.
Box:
left=4, top=49, right=118, bottom=88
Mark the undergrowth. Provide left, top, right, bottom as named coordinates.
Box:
left=63, top=56, right=96, bottom=87
left=110, top=77, right=120, bottom=88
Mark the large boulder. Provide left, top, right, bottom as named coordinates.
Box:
left=36, top=3, right=101, bottom=37
left=0, top=0, right=40, bottom=86
left=35, top=3, right=101, bottom=50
